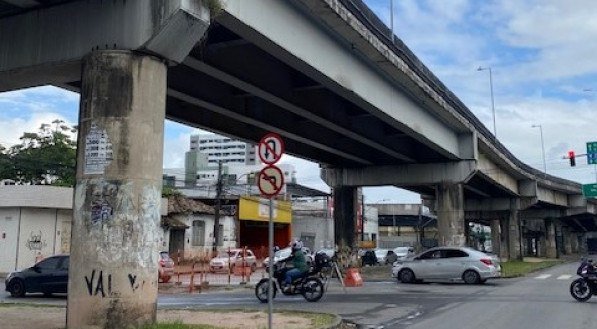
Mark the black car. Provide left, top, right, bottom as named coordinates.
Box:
left=5, top=254, right=69, bottom=297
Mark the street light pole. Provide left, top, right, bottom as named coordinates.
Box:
left=477, top=66, right=496, bottom=138
left=531, top=124, right=547, bottom=175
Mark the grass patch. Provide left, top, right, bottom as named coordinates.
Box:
left=278, top=310, right=337, bottom=328
left=501, top=260, right=563, bottom=278
left=139, top=322, right=220, bottom=329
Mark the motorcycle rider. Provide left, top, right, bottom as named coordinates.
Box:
left=283, top=240, right=309, bottom=293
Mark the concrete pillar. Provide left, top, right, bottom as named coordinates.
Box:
left=490, top=218, right=502, bottom=257
left=436, top=183, right=465, bottom=246
left=538, top=233, right=547, bottom=257
left=67, top=51, right=166, bottom=329
left=545, top=219, right=557, bottom=258
left=571, top=234, right=579, bottom=254
left=507, top=199, right=522, bottom=261
left=333, top=186, right=358, bottom=251
left=562, top=227, right=573, bottom=255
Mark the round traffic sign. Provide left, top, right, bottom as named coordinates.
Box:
left=257, top=165, right=285, bottom=198
left=258, top=133, right=285, bottom=165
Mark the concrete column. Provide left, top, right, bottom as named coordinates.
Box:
left=507, top=199, right=522, bottom=261
left=545, top=219, right=557, bottom=258
left=67, top=51, right=166, bottom=329
left=490, top=218, right=502, bottom=258
left=333, top=186, right=358, bottom=251
left=562, top=227, right=573, bottom=255
left=435, top=183, right=465, bottom=246
left=538, top=233, right=547, bottom=257
left=571, top=234, right=579, bottom=254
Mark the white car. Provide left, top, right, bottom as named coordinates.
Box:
left=209, top=249, right=257, bottom=273
left=263, top=246, right=313, bottom=269
left=393, top=247, right=415, bottom=261
left=391, top=246, right=501, bottom=284
left=374, top=248, right=389, bottom=264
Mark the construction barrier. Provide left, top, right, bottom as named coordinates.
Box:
left=344, top=267, right=363, bottom=287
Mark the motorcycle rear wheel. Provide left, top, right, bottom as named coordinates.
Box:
left=255, top=279, right=276, bottom=303
left=570, top=278, right=592, bottom=302
left=301, top=277, right=324, bottom=302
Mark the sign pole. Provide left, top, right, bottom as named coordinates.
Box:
left=257, top=132, right=285, bottom=329
left=267, top=197, right=274, bottom=329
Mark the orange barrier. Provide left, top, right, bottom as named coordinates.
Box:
left=344, top=267, right=363, bottom=287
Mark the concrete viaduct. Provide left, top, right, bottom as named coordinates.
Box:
left=1, top=0, right=596, bottom=327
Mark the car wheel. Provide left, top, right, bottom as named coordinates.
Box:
left=463, top=270, right=481, bottom=284
left=399, top=269, right=416, bottom=283
left=9, top=279, right=26, bottom=298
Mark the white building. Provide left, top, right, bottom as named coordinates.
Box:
left=0, top=186, right=72, bottom=273
left=190, top=133, right=258, bottom=166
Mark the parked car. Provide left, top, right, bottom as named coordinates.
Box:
left=391, top=246, right=501, bottom=284
left=392, top=246, right=415, bottom=262
left=209, top=249, right=257, bottom=273
left=5, top=254, right=69, bottom=297
left=316, top=248, right=336, bottom=259
left=361, top=250, right=377, bottom=266
left=263, top=246, right=314, bottom=269
left=158, top=251, right=175, bottom=283
left=374, top=248, right=389, bottom=265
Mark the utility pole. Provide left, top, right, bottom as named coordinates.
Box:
left=361, top=194, right=365, bottom=242
left=212, top=161, right=223, bottom=252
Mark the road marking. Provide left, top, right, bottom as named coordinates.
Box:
left=557, top=275, right=572, bottom=280
left=535, top=274, right=552, bottom=279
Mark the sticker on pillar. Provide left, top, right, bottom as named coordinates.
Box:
left=84, top=123, right=113, bottom=175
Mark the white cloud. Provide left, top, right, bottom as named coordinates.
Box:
left=0, top=112, right=75, bottom=147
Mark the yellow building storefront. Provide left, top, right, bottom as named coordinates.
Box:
left=237, top=196, right=292, bottom=259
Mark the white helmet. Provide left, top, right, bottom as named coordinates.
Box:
left=291, top=240, right=303, bottom=251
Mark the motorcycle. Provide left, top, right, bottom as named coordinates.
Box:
left=570, top=258, right=597, bottom=302
left=255, top=252, right=331, bottom=303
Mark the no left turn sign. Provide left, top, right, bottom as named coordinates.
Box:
left=258, top=165, right=285, bottom=198
left=258, top=133, right=284, bottom=164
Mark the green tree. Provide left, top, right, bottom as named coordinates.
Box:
left=0, top=120, right=77, bottom=186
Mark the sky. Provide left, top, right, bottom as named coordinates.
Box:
left=1, top=0, right=596, bottom=203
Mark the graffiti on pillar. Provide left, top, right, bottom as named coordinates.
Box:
left=89, top=182, right=119, bottom=224
left=26, top=231, right=46, bottom=250
left=84, top=122, right=113, bottom=175
left=85, top=269, right=113, bottom=297
left=128, top=273, right=139, bottom=292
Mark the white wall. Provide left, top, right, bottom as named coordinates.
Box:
left=292, top=216, right=334, bottom=251
left=17, top=208, right=59, bottom=269
left=0, top=208, right=20, bottom=273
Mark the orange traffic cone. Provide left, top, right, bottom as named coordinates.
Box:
left=344, top=267, right=363, bottom=287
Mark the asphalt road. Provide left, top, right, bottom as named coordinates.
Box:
left=2, top=262, right=594, bottom=329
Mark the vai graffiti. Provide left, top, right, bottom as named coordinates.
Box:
left=85, top=270, right=146, bottom=297
left=85, top=270, right=113, bottom=298
left=26, top=231, right=45, bottom=250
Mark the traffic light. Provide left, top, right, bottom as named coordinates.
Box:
left=568, top=150, right=576, bottom=166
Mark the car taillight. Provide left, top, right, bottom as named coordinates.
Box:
left=480, top=258, right=493, bottom=266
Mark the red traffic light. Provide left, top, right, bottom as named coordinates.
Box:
left=568, top=150, right=576, bottom=166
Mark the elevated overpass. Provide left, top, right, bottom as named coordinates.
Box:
left=1, top=0, right=596, bottom=326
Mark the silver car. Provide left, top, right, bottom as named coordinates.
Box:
left=391, top=246, right=501, bottom=284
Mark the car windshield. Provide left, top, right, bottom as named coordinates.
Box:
left=394, top=247, right=410, bottom=255
left=217, top=251, right=238, bottom=258
left=375, top=249, right=387, bottom=256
